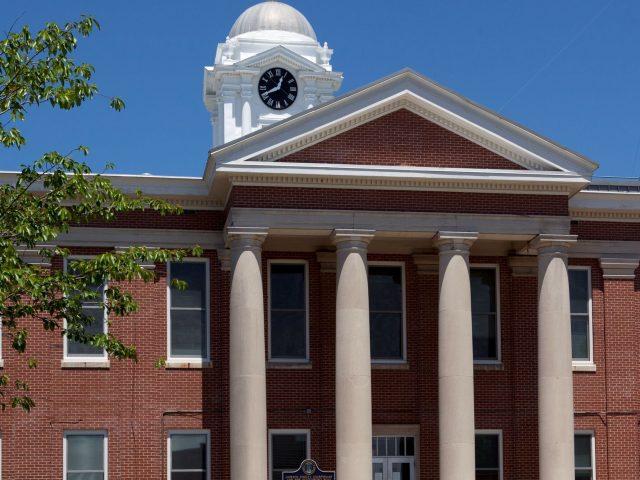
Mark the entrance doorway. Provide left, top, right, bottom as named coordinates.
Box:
left=372, top=436, right=416, bottom=480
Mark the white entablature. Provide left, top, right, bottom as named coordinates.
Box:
left=203, top=1, right=343, bottom=147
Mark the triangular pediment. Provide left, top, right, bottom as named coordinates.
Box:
left=278, top=108, right=526, bottom=170
left=234, top=45, right=327, bottom=74
left=206, top=70, right=596, bottom=201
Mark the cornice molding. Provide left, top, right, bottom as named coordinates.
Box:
left=228, top=172, right=576, bottom=195
left=570, top=209, right=640, bottom=222
left=248, top=98, right=555, bottom=172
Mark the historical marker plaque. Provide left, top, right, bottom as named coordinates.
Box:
left=282, top=459, right=336, bottom=480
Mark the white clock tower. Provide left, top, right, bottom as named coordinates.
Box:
left=203, top=0, right=343, bottom=147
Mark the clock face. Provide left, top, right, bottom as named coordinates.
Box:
left=258, top=67, right=298, bottom=110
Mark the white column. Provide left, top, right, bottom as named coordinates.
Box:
left=532, top=234, right=577, bottom=480
left=227, top=227, right=269, bottom=480
left=435, top=232, right=478, bottom=480
left=332, top=229, right=375, bottom=480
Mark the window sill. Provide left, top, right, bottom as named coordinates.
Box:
left=61, top=359, right=110, bottom=369
left=165, top=360, right=211, bottom=369
left=372, top=362, right=409, bottom=370
left=573, top=362, right=596, bottom=373
left=267, top=361, right=312, bottom=369
left=474, top=362, right=503, bottom=371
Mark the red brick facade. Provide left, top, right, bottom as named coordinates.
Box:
left=1, top=74, right=637, bottom=480
left=1, top=240, right=638, bottom=479
left=278, top=109, right=529, bottom=170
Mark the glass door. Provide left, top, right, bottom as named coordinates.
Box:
left=372, top=459, right=385, bottom=480
left=372, top=436, right=416, bottom=480
left=389, top=458, right=413, bottom=480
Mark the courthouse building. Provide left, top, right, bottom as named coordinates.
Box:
left=2, top=1, right=640, bottom=479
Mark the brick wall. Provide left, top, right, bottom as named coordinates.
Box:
left=279, top=109, right=528, bottom=170
left=229, top=186, right=570, bottom=216
left=0, top=246, right=638, bottom=479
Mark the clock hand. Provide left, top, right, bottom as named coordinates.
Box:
left=264, top=77, right=284, bottom=95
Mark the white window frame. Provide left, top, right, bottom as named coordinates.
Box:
left=268, top=260, right=310, bottom=363
left=166, top=258, right=211, bottom=364
left=63, top=430, right=108, bottom=480
left=63, top=257, right=108, bottom=363
left=470, top=265, right=501, bottom=365
left=475, top=429, right=503, bottom=480
left=167, top=429, right=210, bottom=480
left=569, top=266, right=594, bottom=367
left=574, top=430, right=596, bottom=480
left=368, top=262, right=407, bottom=364
left=268, top=429, right=311, bottom=479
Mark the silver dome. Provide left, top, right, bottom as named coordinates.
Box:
left=229, top=1, right=317, bottom=40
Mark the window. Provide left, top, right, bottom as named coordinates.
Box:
left=269, top=430, right=309, bottom=480
left=64, top=431, right=107, bottom=480
left=575, top=433, right=594, bottom=480
left=269, top=262, right=308, bottom=361
left=168, top=431, right=210, bottom=480
left=64, top=259, right=107, bottom=360
left=168, top=261, right=209, bottom=360
left=471, top=267, right=499, bottom=363
left=569, top=268, right=592, bottom=362
left=475, top=431, right=502, bottom=480
left=368, top=265, right=405, bottom=361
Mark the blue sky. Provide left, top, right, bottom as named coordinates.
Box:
left=3, top=0, right=639, bottom=178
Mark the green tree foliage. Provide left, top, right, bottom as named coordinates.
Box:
left=0, top=16, right=199, bottom=411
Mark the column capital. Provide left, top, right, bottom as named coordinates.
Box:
left=217, top=248, right=231, bottom=272
left=413, top=254, right=439, bottom=275
left=225, top=227, right=269, bottom=248
left=331, top=229, right=375, bottom=249
left=316, top=251, right=336, bottom=273
left=600, top=257, right=639, bottom=280
left=529, top=234, right=577, bottom=255
left=434, top=231, right=478, bottom=253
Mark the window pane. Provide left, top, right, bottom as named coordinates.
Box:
left=472, top=313, right=497, bottom=360
left=171, top=472, right=207, bottom=480
left=574, top=435, right=592, bottom=468
left=171, top=263, right=206, bottom=309
left=271, top=311, right=306, bottom=359
left=405, top=437, right=414, bottom=456
left=271, top=264, right=305, bottom=310
left=67, top=308, right=105, bottom=356
left=569, top=270, right=589, bottom=314
left=171, top=434, right=207, bottom=471
left=476, top=473, right=500, bottom=480
left=171, top=310, right=206, bottom=357
left=370, top=312, right=403, bottom=359
left=369, top=267, right=402, bottom=311
left=575, top=474, right=593, bottom=480
left=272, top=433, right=307, bottom=470
left=67, top=435, right=104, bottom=471
left=471, top=269, right=497, bottom=313
left=172, top=473, right=206, bottom=480
left=475, top=434, right=499, bottom=469
left=68, top=474, right=104, bottom=480
left=571, top=316, right=589, bottom=360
